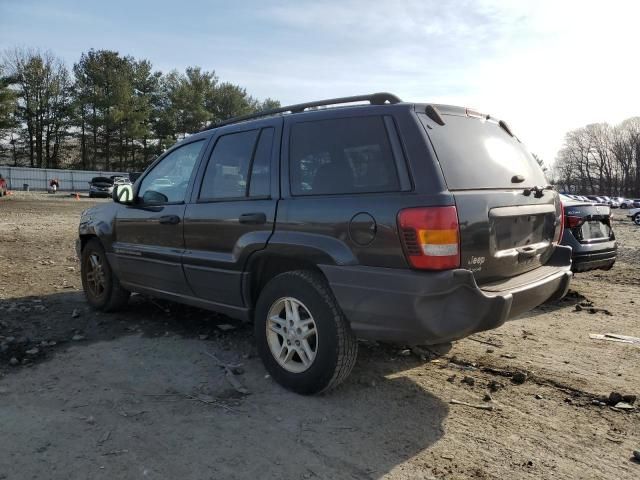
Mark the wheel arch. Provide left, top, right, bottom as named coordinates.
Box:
left=78, top=218, right=114, bottom=253
left=245, top=252, right=328, bottom=309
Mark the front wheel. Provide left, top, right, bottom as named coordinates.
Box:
left=254, top=270, right=358, bottom=395
left=633, top=213, right=640, bottom=226
left=80, top=238, right=130, bottom=311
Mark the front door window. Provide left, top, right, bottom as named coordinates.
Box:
left=138, top=140, right=205, bottom=204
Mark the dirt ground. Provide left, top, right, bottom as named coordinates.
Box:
left=0, top=192, right=638, bottom=480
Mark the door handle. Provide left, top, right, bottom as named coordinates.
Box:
left=239, top=212, right=267, bottom=225
left=158, top=215, right=181, bottom=225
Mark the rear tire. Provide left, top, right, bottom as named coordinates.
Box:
left=81, top=238, right=130, bottom=312
left=254, top=270, right=358, bottom=395
left=633, top=213, right=640, bottom=226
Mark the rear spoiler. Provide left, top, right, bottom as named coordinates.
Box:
left=418, top=103, right=517, bottom=138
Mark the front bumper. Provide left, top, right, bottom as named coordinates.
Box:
left=320, top=245, right=572, bottom=345
left=89, top=190, right=113, bottom=197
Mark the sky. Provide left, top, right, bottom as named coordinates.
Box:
left=1, top=0, right=639, bottom=166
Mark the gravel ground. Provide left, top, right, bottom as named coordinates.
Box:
left=0, top=192, right=638, bottom=480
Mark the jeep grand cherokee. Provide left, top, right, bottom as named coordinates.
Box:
left=77, top=93, right=572, bottom=394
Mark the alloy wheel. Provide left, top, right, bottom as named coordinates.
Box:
left=266, top=297, right=318, bottom=373
left=85, top=252, right=106, bottom=298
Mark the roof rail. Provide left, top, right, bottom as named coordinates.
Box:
left=203, top=92, right=402, bottom=131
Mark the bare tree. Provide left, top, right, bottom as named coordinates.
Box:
left=3, top=48, right=72, bottom=168
left=554, top=118, right=640, bottom=196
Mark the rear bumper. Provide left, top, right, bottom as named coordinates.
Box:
left=320, top=245, right=572, bottom=344
left=572, top=249, right=616, bottom=272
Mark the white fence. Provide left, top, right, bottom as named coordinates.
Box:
left=0, top=166, right=128, bottom=192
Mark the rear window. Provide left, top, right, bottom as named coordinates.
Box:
left=418, top=113, right=547, bottom=190
left=289, top=116, right=400, bottom=196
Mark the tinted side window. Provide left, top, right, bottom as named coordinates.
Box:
left=290, top=116, right=399, bottom=196
left=138, top=140, right=205, bottom=204
left=249, top=128, right=274, bottom=197
left=199, top=130, right=259, bottom=200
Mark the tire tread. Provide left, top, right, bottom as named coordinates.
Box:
left=280, top=270, right=358, bottom=393
left=82, top=238, right=130, bottom=312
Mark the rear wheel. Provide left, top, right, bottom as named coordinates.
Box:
left=254, top=270, right=358, bottom=395
left=81, top=238, right=130, bottom=311
left=633, top=213, right=640, bottom=226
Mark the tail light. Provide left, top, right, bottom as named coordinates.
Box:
left=397, top=206, right=460, bottom=270
left=554, top=201, right=565, bottom=243
left=565, top=215, right=583, bottom=228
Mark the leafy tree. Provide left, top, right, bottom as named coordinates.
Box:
left=73, top=50, right=155, bottom=170
left=260, top=98, right=281, bottom=111
left=209, top=82, right=257, bottom=122
left=2, top=47, right=280, bottom=170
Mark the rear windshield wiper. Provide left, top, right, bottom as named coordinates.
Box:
left=523, top=185, right=553, bottom=198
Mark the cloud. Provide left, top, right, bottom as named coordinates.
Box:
left=2, top=0, right=638, bottom=164
left=256, top=0, right=640, bottom=164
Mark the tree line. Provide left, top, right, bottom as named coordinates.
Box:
left=0, top=48, right=279, bottom=172
left=553, top=118, right=640, bottom=197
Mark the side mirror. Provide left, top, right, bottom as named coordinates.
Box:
left=141, top=190, right=168, bottom=204
left=113, top=184, right=134, bottom=204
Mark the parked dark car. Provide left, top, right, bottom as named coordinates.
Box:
left=559, top=195, right=616, bottom=272
left=88, top=177, right=115, bottom=198
left=77, top=93, right=572, bottom=394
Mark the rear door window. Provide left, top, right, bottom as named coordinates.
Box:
left=199, top=127, right=274, bottom=200
left=199, top=130, right=259, bottom=200
left=418, top=113, right=547, bottom=190
left=289, top=116, right=400, bottom=196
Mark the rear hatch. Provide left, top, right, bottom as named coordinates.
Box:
left=417, top=107, right=562, bottom=285
left=564, top=202, right=613, bottom=243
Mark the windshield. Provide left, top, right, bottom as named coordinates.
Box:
left=418, top=113, right=548, bottom=190
left=91, top=177, right=113, bottom=184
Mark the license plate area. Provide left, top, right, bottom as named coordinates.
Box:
left=579, top=220, right=611, bottom=241
left=489, top=204, right=557, bottom=253
left=493, top=214, right=554, bottom=250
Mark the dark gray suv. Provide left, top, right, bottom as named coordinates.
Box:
left=77, top=93, right=572, bottom=394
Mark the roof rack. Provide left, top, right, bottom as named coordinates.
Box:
left=203, top=92, right=402, bottom=131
